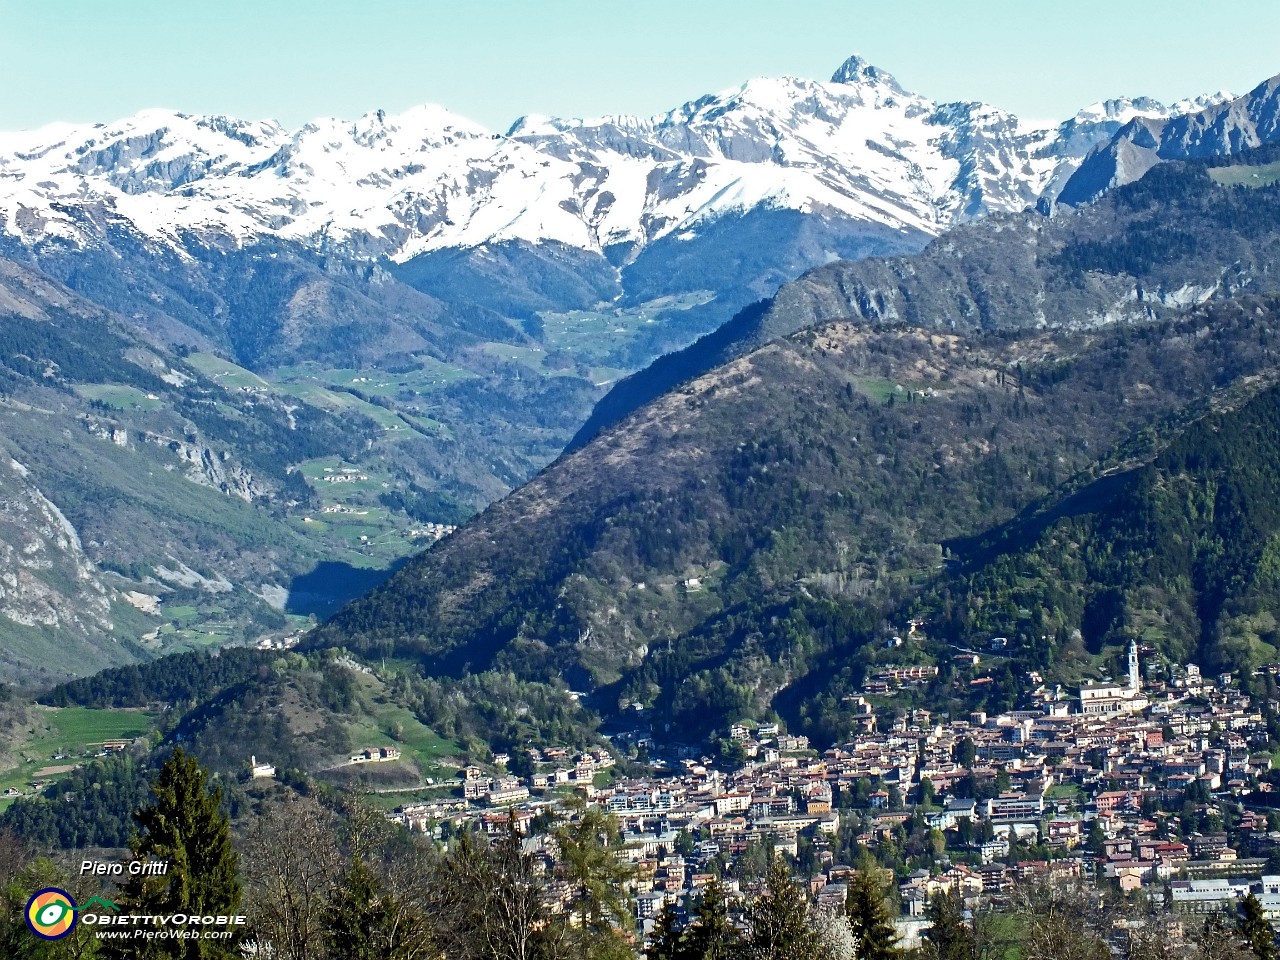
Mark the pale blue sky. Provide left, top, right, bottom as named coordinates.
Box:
left=3, top=0, right=1277, bottom=132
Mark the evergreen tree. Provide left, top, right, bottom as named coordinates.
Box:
left=684, top=877, right=743, bottom=960
left=920, top=778, right=936, bottom=808
left=744, top=855, right=820, bottom=960
left=845, top=863, right=901, bottom=960
left=554, top=798, right=634, bottom=960
left=104, top=748, right=241, bottom=959
left=1240, top=894, right=1276, bottom=960
left=920, top=891, right=975, bottom=960
left=324, top=858, right=389, bottom=960
left=674, top=829, right=696, bottom=859
left=645, top=903, right=686, bottom=960
left=322, top=857, right=433, bottom=960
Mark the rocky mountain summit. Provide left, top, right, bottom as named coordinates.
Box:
left=0, top=55, right=1228, bottom=279
left=1057, top=74, right=1280, bottom=206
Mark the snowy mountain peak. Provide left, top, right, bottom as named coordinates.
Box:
left=505, top=114, right=557, bottom=137
left=1070, top=91, right=1237, bottom=126
left=1057, top=77, right=1280, bottom=208
left=0, top=60, right=1242, bottom=267
left=358, top=103, right=488, bottom=138
left=343, top=103, right=490, bottom=150
left=829, top=54, right=907, bottom=95
left=1075, top=96, right=1169, bottom=122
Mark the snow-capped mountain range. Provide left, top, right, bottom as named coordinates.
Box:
left=0, top=56, right=1235, bottom=265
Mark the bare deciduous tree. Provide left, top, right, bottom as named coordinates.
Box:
left=1013, top=878, right=1112, bottom=960
left=428, top=821, right=567, bottom=960
left=241, top=794, right=343, bottom=960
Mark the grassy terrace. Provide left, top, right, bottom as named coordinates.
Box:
left=1209, top=160, right=1280, bottom=188
left=290, top=455, right=437, bottom=559
left=182, top=352, right=274, bottom=390
left=0, top=707, right=156, bottom=811
left=539, top=292, right=712, bottom=355
left=186, top=352, right=460, bottom=442
left=847, top=375, right=944, bottom=403
left=273, top=359, right=474, bottom=395
left=73, top=383, right=164, bottom=411
left=346, top=700, right=460, bottom=780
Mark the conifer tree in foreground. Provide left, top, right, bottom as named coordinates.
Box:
left=845, top=860, right=901, bottom=960
left=320, top=794, right=435, bottom=960
left=644, top=903, right=685, bottom=960
left=920, top=890, right=975, bottom=960
left=744, top=855, right=820, bottom=960
left=1240, top=893, right=1277, bottom=960
left=103, top=748, right=241, bottom=960
left=684, top=877, right=744, bottom=960
left=554, top=797, right=635, bottom=960
left=322, top=855, right=433, bottom=960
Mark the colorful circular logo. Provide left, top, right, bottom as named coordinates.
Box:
left=25, top=888, right=77, bottom=940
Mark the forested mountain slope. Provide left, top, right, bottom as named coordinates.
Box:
left=310, top=291, right=1280, bottom=741
left=571, top=146, right=1280, bottom=449
left=925, top=374, right=1280, bottom=674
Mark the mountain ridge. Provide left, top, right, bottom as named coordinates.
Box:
left=1057, top=73, right=1280, bottom=206
left=569, top=140, right=1280, bottom=449
left=1, top=61, right=1274, bottom=696
left=0, top=55, right=1228, bottom=267
left=304, top=149, right=1280, bottom=743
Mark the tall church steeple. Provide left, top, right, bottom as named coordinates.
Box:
left=1128, top=640, right=1140, bottom=691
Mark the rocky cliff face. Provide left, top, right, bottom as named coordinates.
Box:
left=1057, top=74, right=1280, bottom=206
left=0, top=455, right=131, bottom=684
left=138, top=431, right=268, bottom=502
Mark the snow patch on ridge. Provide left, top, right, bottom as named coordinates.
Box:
left=0, top=56, right=1231, bottom=265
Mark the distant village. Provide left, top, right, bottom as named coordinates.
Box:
left=370, top=642, right=1280, bottom=941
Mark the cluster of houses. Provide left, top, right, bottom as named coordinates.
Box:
left=443, top=748, right=618, bottom=807
left=3, top=738, right=140, bottom=801
left=381, top=650, right=1280, bottom=933
left=407, top=522, right=456, bottom=541
left=320, top=468, right=369, bottom=484
left=349, top=746, right=402, bottom=765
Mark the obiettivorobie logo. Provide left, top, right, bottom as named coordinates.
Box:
left=25, top=884, right=247, bottom=944
left=24, top=888, right=119, bottom=940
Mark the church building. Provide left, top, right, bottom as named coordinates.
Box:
left=1078, top=641, right=1149, bottom=716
